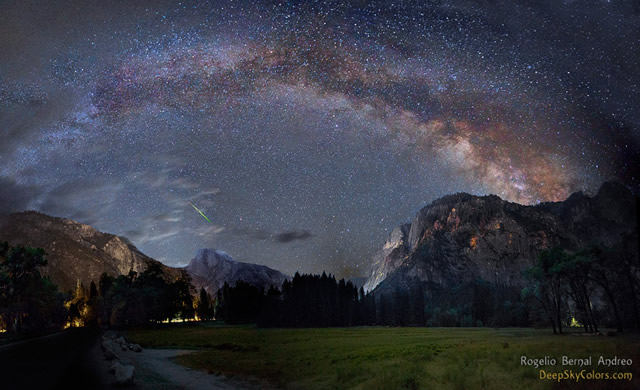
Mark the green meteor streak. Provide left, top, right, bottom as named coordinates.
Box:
left=191, top=203, right=212, bottom=223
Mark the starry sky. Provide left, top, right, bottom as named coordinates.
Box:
left=1, top=0, right=639, bottom=277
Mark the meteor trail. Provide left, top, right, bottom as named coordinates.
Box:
left=191, top=203, right=212, bottom=223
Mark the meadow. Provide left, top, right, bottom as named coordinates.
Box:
left=125, top=325, right=640, bottom=390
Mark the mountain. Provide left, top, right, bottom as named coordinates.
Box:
left=186, top=248, right=289, bottom=294
left=0, top=211, right=180, bottom=292
left=364, top=181, right=638, bottom=295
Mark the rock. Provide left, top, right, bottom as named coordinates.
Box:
left=104, top=345, right=118, bottom=360
left=115, top=363, right=135, bottom=385
left=102, top=339, right=119, bottom=360
left=116, top=336, right=127, bottom=345
left=129, top=343, right=142, bottom=352
left=0, top=211, right=183, bottom=292
left=109, top=360, right=122, bottom=374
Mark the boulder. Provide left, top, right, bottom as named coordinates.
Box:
left=109, top=360, right=122, bottom=374
left=129, top=343, right=142, bottom=352
left=115, top=363, right=135, bottom=385
left=102, top=340, right=119, bottom=360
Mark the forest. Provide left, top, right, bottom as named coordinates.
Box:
left=1, top=241, right=639, bottom=336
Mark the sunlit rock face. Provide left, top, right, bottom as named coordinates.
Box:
left=0, top=211, right=179, bottom=291
left=363, top=224, right=410, bottom=293
left=364, top=181, right=638, bottom=294
left=185, top=248, right=289, bottom=295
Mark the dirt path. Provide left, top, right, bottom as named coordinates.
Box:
left=116, top=347, right=259, bottom=390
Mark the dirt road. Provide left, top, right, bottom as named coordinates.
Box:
left=114, top=347, right=260, bottom=390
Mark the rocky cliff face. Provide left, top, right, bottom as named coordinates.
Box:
left=186, top=248, right=289, bottom=294
left=364, top=181, right=638, bottom=294
left=0, top=211, right=178, bottom=291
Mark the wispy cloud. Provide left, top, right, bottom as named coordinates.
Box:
left=0, top=175, right=41, bottom=213
left=38, top=179, right=123, bottom=225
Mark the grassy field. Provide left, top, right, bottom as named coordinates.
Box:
left=125, top=324, right=640, bottom=390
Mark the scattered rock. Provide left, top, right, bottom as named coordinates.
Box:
left=103, top=340, right=119, bottom=360
left=116, top=336, right=127, bottom=345
left=115, top=363, right=135, bottom=385
left=129, top=343, right=143, bottom=352
left=105, top=347, right=118, bottom=360
left=110, top=360, right=122, bottom=374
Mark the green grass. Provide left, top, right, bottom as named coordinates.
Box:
left=125, top=325, right=640, bottom=390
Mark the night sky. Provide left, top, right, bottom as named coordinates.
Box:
left=1, top=0, right=639, bottom=277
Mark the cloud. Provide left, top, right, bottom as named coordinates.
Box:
left=274, top=229, right=313, bottom=243
left=126, top=227, right=181, bottom=243
left=0, top=176, right=41, bottom=213
left=230, top=227, right=314, bottom=244
left=0, top=80, right=77, bottom=154
left=191, top=224, right=225, bottom=237
left=39, top=179, right=122, bottom=224
left=144, top=213, right=182, bottom=223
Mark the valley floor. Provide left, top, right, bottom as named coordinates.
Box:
left=124, top=325, right=640, bottom=390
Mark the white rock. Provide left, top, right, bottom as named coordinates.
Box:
left=115, top=364, right=135, bottom=385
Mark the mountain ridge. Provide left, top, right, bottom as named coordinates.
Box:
left=0, top=210, right=181, bottom=291
left=364, top=181, right=638, bottom=294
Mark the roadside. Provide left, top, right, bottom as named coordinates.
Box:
left=0, top=328, right=263, bottom=390
left=0, top=328, right=103, bottom=390
left=100, top=330, right=262, bottom=390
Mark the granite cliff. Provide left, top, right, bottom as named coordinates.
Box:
left=186, top=248, right=289, bottom=294
left=365, top=181, right=638, bottom=295
left=0, top=211, right=180, bottom=291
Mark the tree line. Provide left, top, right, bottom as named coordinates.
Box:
left=214, top=272, right=376, bottom=327
left=2, top=240, right=638, bottom=335
left=0, top=242, right=211, bottom=335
